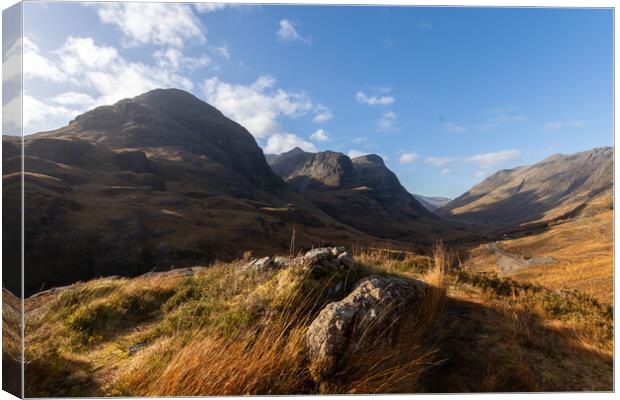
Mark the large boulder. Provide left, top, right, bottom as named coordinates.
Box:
left=304, top=275, right=427, bottom=381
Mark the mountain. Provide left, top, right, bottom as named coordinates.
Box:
left=267, top=148, right=446, bottom=239
left=413, top=194, right=452, bottom=212
left=440, top=147, right=613, bottom=226
left=4, top=89, right=380, bottom=296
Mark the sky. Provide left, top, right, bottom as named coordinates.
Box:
left=4, top=3, right=614, bottom=198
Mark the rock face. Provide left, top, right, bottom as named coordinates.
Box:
left=440, top=147, right=613, bottom=225
left=267, top=148, right=445, bottom=240
left=304, top=275, right=427, bottom=381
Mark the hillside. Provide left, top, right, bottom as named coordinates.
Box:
left=440, top=147, right=612, bottom=226
left=3, top=89, right=384, bottom=296
left=16, top=245, right=612, bottom=396
left=268, top=148, right=454, bottom=239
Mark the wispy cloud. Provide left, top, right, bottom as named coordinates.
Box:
left=265, top=133, right=315, bottom=154
left=442, top=122, right=467, bottom=133
left=479, top=106, right=525, bottom=129
left=310, top=128, right=330, bottom=142
left=398, top=152, right=420, bottom=164
left=351, top=136, right=367, bottom=144
left=543, top=120, right=585, bottom=131
left=277, top=19, right=311, bottom=44
left=96, top=3, right=205, bottom=48
left=348, top=149, right=367, bottom=158
left=467, top=149, right=522, bottom=167
left=376, top=111, right=398, bottom=132
left=313, top=104, right=333, bottom=123
left=355, top=91, right=395, bottom=106
left=425, top=156, right=454, bottom=167
left=467, top=149, right=522, bottom=178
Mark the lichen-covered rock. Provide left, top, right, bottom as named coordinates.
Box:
left=304, top=275, right=426, bottom=381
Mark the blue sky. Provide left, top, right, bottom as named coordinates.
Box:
left=12, top=3, right=614, bottom=198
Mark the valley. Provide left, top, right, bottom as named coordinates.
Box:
left=2, top=88, right=613, bottom=395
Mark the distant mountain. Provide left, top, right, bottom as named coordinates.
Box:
left=267, top=148, right=445, bottom=239
left=4, top=89, right=378, bottom=295
left=440, top=147, right=613, bottom=225
left=413, top=194, right=452, bottom=212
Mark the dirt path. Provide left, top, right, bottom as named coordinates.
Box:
left=487, top=242, right=555, bottom=276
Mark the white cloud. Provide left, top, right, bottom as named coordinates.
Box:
left=348, top=149, right=367, bottom=159
left=376, top=111, right=397, bottom=132
left=351, top=136, right=367, bottom=144
left=210, top=45, right=230, bottom=59
left=21, top=36, right=197, bottom=132
left=355, top=91, right=395, bottom=106
left=277, top=19, right=311, bottom=44
left=441, top=168, right=452, bottom=175
left=194, top=3, right=231, bottom=13
left=425, top=156, right=454, bottom=167
left=543, top=120, right=585, bottom=130
left=23, top=95, right=78, bottom=128
left=3, top=37, right=23, bottom=83
left=202, top=75, right=315, bottom=138
left=313, top=104, right=333, bottom=123
left=265, top=133, right=316, bottom=154
left=52, top=91, right=96, bottom=107
left=153, top=48, right=211, bottom=70
left=23, top=37, right=66, bottom=81
left=442, top=122, right=467, bottom=133
left=96, top=3, right=205, bottom=48
left=468, top=149, right=522, bottom=167
left=310, top=128, right=330, bottom=142
left=398, top=152, right=419, bottom=164
left=468, top=149, right=522, bottom=177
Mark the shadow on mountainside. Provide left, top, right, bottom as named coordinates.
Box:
left=420, top=297, right=613, bottom=392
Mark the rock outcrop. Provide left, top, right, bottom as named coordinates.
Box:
left=241, top=246, right=357, bottom=277
left=304, top=275, right=427, bottom=381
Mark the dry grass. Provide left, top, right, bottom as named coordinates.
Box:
left=22, top=241, right=613, bottom=395
left=465, top=209, right=613, bottom=304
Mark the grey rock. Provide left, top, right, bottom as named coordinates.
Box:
left=243, top=256, right=273, bottom=272
left=273, top=256, right=292, bottom=268
left=331, top=246, right=347, bottom=257
left=128, top=342, right=147, bottom=356
left=304, top=275, right=426, bottom=381
left=252, top=256, right=273, bottom=271
left=303, top=247, right=333, bottom=264
left=337, top=252, right=356, bottom=270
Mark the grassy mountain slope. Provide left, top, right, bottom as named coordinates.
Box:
left=18, top=245, right=612, bottom=396
left=440, top=147, right=612, bottom=226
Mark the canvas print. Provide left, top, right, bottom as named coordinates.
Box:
left=1, top=1, right=614, bottom=397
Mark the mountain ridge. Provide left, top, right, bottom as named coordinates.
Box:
left=440, top=146, right=613, bottom=225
